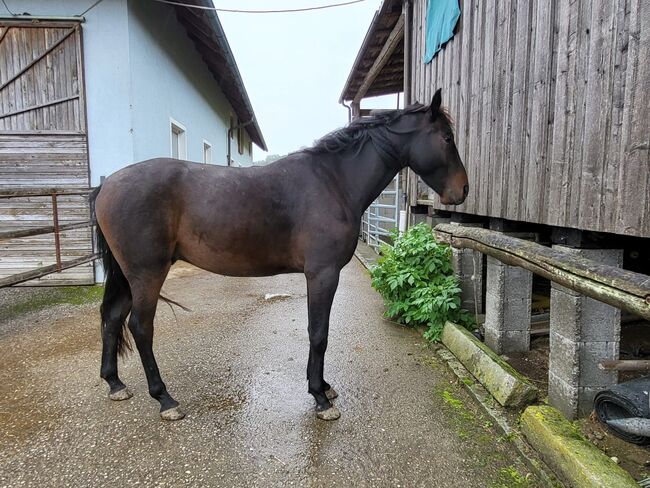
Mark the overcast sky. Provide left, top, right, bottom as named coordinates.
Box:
left=217, top=0, right=401, bottom=159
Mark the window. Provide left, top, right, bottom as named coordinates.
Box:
left=203, top=141, right=212, bottom=164
left=170, top=119, right=186, bottom=159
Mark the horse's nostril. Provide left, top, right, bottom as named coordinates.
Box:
left=463, top=184, right=469, bottom=197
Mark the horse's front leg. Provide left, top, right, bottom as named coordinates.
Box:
left=305, top=266, right=341, bottom=420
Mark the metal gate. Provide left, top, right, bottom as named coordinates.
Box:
left=361, top=173, right=400, bottom=249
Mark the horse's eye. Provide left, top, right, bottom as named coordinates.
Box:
left=443, top=133, right=453, bottom=143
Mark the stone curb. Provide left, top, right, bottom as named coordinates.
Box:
left=441, top=321, right=538, bottom=407
left=521, top=405, right=638, bottom=488
left=434, top=346, right=562, bottom=487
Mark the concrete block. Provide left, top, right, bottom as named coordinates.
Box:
left=520, top=405, right=638, bottom=488
left=578, top=341, right=619, bottom=386
left=580, top=299, right=621, bottom=342
left=441, top=321, right=537, bottom=407
left=548, top=332, right=579, bottom=384
left=549, top=245, right=623, bottom=419
left=549, top=287, right=581, bottom=341
left=548, top=371, right=579, bottom=419
left=484, top=256, right=532, bottom=353
left=578, top=386, right=607, bottom=417
left=503, top=330, right=530, bottom=351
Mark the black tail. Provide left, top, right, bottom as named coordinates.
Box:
left=90, top=187, right=133, bottom=356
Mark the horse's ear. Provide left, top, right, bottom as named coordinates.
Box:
left=430, top=89, right=442, bottom=119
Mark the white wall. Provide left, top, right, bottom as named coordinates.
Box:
left=127, top=0, right=253, bottom=167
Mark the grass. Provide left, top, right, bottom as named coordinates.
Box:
left=0, top=285, right=104, bottom=322
left=490, top=466, right=533, bottom=488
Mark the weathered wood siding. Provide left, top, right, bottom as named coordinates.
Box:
left=411, top=0, right=650, bottom=237
left=0, top=22, right=93, bottom=285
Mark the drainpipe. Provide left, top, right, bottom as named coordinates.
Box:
left=227, top=117, right=255, bottom=166
left=341, top=99, right=352, bottom=124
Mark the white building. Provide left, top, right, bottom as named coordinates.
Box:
left=0, top=0, right=266, bottom=285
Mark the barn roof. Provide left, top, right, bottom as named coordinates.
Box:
left=339, top=0, right=404, bottom=103
left=174, top=0, right=267, bottom=151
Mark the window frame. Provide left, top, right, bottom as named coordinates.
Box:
left=170, top=118, right=187, bottom=160
left=202, top=140, right=212, bottom=164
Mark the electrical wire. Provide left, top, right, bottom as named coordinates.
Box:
left=0, top=0, right=105, bottom=17
left=151, top=0, right=367, bottom=14
left=1, top=0, right=16, bottom=16
left=79, top=0, right=105, bottom=17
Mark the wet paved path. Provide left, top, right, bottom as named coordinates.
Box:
left=0, top=258, right=538, bottom=487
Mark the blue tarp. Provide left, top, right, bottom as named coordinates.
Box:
left=423, top=0, right=460, bottom=64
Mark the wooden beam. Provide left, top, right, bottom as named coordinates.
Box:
left=434, top=223, right=650, bottom=320
left=599, top=360, right=650, bottom=371
left=353, top=13, right=405, bottom=104
left=0, top=94, right=79, bottom=120
left=0, top=25, right=10, bottom=47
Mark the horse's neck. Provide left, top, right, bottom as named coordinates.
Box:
left=332, top=142, right=402, bottom=217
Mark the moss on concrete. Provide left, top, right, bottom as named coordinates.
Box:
left=0, top=286, right=104, bottom=322
left=441, top=321, right=537, bottom=407
left=520, top=405, right=638, bottom=488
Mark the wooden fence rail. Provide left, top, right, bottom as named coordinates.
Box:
left=433, top=223, right=650, bottom=320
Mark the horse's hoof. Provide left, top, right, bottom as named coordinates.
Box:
left=160, top=406, right=185, bottom=421
left=316, top=406, right=341, bottom=421
left=325, top=387, right=338, bottom=400
left=109, top=387, right=133, bottom=401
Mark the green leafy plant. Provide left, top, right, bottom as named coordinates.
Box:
left=370, top=223, right=474, bottom=341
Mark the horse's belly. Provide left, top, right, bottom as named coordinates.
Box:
left=175, top=230, right=303, bottom=277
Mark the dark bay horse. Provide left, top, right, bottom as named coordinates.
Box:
left=90, top=89, right=468, bottom=421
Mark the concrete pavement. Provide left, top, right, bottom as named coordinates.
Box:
left=0, top=258, right=539, bottom=487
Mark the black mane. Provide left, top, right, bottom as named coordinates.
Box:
left=302, top=103, right=453, bottom=161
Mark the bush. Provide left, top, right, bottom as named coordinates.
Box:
left=370, top=223, right=474, bottom=341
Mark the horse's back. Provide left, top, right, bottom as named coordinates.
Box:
left=96, top=158, right=305, bottom=276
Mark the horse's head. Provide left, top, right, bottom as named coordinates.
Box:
left=405, top=89, right=468, bottom=205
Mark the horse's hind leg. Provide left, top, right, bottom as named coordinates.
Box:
left=128, top=270, right=184, bottom=421
left=100, top=287, right=133, bottom=401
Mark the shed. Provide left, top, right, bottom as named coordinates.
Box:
left=341, top=0, right=650, bottom=238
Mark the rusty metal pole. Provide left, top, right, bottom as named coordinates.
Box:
left=51, top=193, right=62, bottom=272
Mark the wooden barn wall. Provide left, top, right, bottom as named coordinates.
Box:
left=411, top=0, right=650, bottom=237
left=0, top=23, right=93, bottom=285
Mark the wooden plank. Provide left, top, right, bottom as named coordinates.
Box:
left=465, top=0, right=484, bottom=216
left=458, top=0, right=474, bottom=173
left=523, top=0, right=553, bottom=223
left=0, top=220, right=91, bottom=240
left=0, top=253, right=97, bottom=288
left=599, top=1, right=630, bottom=233
left=0, top=27, right=74, bottom=92
left=579, top=0, right=616, bottom=229
left=615, top=0, right=650, bottom=236
left=547, top=0, right=575, bottom=226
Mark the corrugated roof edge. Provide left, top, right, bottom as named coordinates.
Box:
left=338, top=0, right=402, bottom=103
left=191, top=0, right=267, bottom=151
